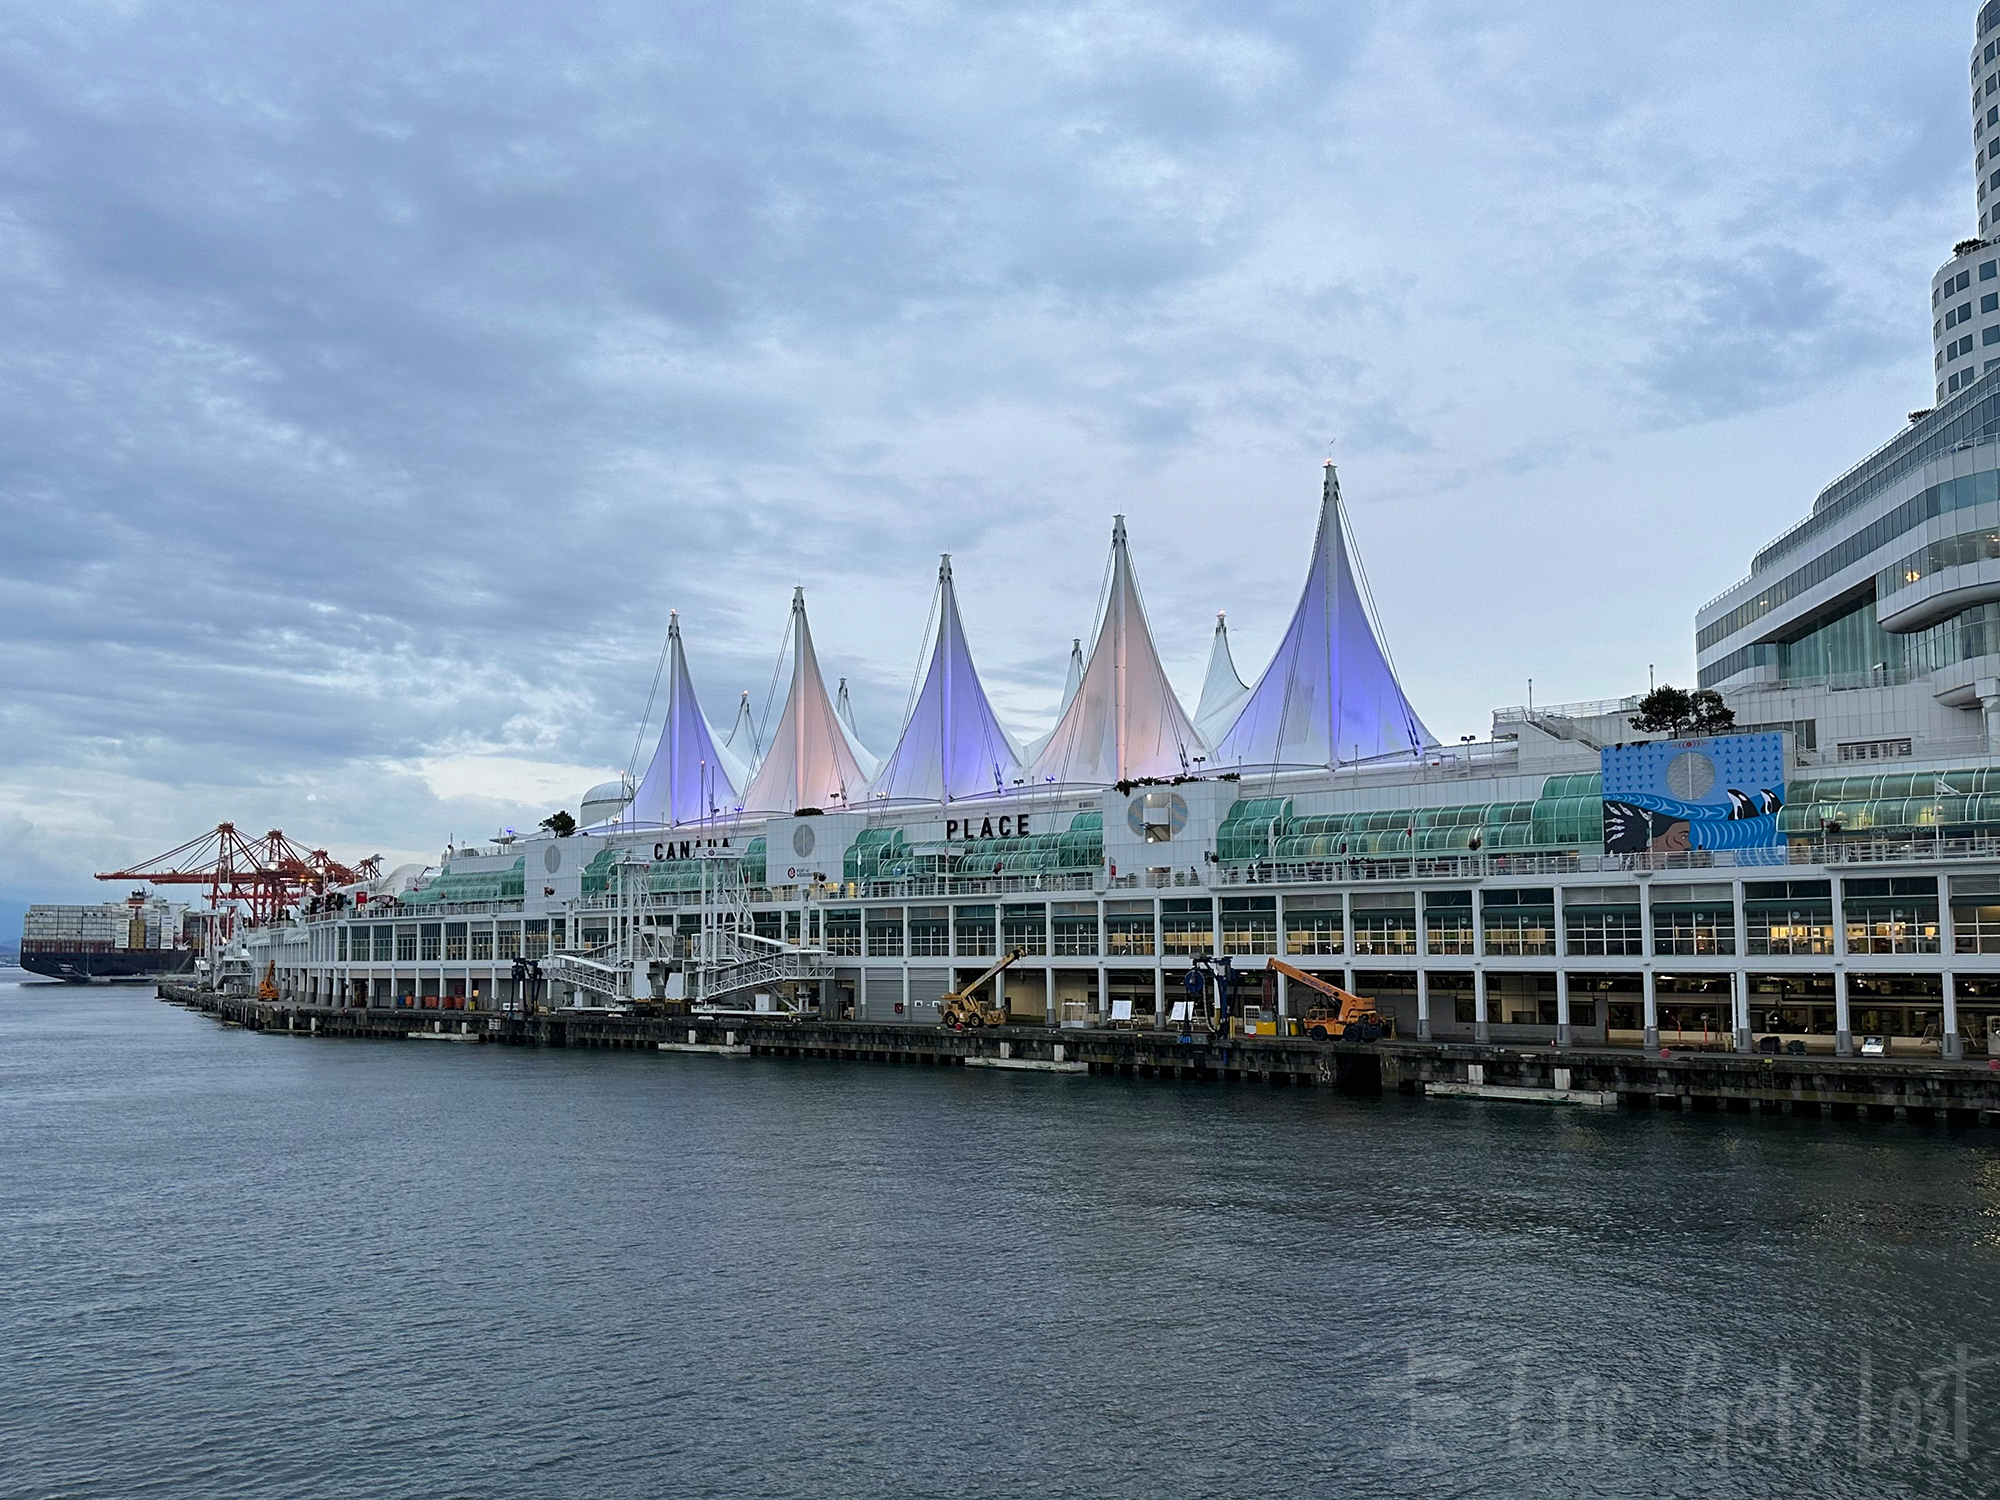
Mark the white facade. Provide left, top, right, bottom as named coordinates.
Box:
left=1933, top=2, right=2000, bottom=401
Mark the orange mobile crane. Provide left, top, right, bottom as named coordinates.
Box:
left=1267, top=960, right=1390, bottom=1042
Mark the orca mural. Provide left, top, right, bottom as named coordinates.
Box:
left=1600, top=733, right=1787, bottom=865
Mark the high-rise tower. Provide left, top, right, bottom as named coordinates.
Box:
left=1930, top=1, right=2000, bottom=402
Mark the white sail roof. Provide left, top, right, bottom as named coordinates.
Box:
left=868, top=556, right=1022, bottom=804
left=626, top=612, right=749, bottom=827
left=1058, top=638, right=1084, bottom=718
left=1021, top=637, right=1085, bottom=763
left=1209, top=464, right=1434, bottom=769
left=722, top=690, right=761, bottom=772
left=1023, top=516, right=1205, bottom=786
left=739, top=588, right=874, bottom=813
left=1192, top=612, right=1251, bottom=744
left=833, top=677, right=881, bottom=780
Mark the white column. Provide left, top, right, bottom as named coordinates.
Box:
left=1642, top=969, right=1659, bottom=1050
left=1555, top=968, right=1570, bottom=1048
left=1732, top=970, right=1751, bottom=1053
left=1945, top=970, right=1963, bottom=1061
left=1978, top=676, right=2000, bottom=757
left=1474, top=967, right=1489, bottom=1044
left=1415, top=968, right=1431, bottom=1042
left=1835, top=967, right=1852, bottom=1057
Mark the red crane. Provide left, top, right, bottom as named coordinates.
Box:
left=95, top=823, right=382, bottom=929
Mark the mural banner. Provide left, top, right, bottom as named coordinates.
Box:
left=1601, top=733, right=1786, bottom=865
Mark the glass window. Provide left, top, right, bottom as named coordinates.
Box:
left=1745, top=880, right=1833, bottom=956
left=1654, top=907, right=1737, bottom=955
left=1423, top=890, right=1474, bottom=955
left=1001, top=904, right=1047, bottom=957
left=1284, top=894, right=1343, bottom=955
left=825, top=909, right=862, bottom=956
left=1159, top=897, right=1211, bottom=956
left=1564, top=888, right=1643, bottom=956
left=395, top=925, right=417, bottom=963
left=1948, top=307, right=1960, bottom=328
left=953, top=906, right=996, bottom=957
left=496, top=923, right=520, bottom=960
left=1220, top=896, right=1275, bottom=956
left=336, top=927, right=349, bottom=962
left=866, top=908, right=904, bottom=957
left=1955, top=893, right=2000, bottom=952
left=419, top=923, right=442, bottom=961
left=444, top=922, right=467, bottom=961
left=523, top=920, right=549, bottom=959
left=1482, top=888, right=1555, bottom=956
left=470, top=926, right=493, bottom=961
left=1351, top=892, right=1416, bottom=956
left=1052, top=901, right=1098, bottom=956
left=1107, top=901, right=1157, bottom=957
left=909, top=907, right=949, bottom=957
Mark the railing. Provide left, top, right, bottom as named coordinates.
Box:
left=1493, top=695, right=1641, bottom=724
left=302, top=898, right=524, bottom=924
left=1213, top=837, right=2000, bottom=885
left=698, top=948, right=834, bottom=1002
left=1107, top=869, right=1207, bottom=888
left=858, top=872, right=1096, bottom=899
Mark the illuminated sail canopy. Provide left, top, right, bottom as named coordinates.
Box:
left=1023, top=516, right=1205, bottom=786
left=1210, top=464, right=1434, bottom=769
left=1192, top=612, right=1250, bottom=745
left=740, top=589, right=874, bottom=813
left=627, top=612, right=749, bottom=827
left=722, top=690, right=761, bottom=773
left=869, top=556, right=1021, bottom=804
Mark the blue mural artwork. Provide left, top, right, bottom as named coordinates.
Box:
left=1600, top=733, right=1786, bottom=864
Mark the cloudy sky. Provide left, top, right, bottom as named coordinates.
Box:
left=0, top=0, right=1975, bottom=902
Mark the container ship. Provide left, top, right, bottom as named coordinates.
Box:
left=20, top=892, right=197, bottom=982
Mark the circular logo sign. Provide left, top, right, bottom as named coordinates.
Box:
left=1127, top=791, right=1189, bottom=839
left=792, top=824, right=817, bottom=857
left=1665, top=751, right=1717, bottom=802
left=543, top=844, right=562, bottom=874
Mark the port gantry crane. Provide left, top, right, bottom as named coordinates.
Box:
left=95, top=822, right=381, bottom=933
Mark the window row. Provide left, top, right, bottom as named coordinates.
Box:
left=333, top=919, right=564, bottom=963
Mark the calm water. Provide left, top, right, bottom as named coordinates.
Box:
left=5, top=972, right=2000, bottom=1499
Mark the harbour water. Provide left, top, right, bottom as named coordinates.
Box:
left=4, top=970, right=2000, bottom=1499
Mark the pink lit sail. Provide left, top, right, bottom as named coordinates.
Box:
left=1023, top=516, right=1205, bottom=786
left=740, top=588, right=874, bottom=813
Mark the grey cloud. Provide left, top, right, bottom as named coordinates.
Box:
left=1632, top=246, right=1900, bottom=421
left=0, top=0, right=1976, bottom=896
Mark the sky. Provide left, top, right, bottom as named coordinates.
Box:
left=0, top=0, right=1978, bottom=902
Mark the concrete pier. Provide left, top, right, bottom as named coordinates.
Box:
left=158, top=983, right=2000, bottom=1124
